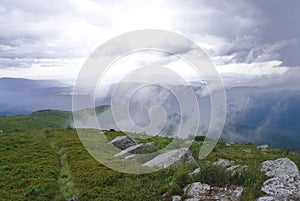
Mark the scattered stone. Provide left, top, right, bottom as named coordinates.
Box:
left=243, top=149, right=251, bottom=153
left=213, top=158, right=232, bottom=168
left=171, top=195, right=182, bottom=201
left=115, top=142, right=155, bottom=156
left=189, top=168, right=201, bottom=176
left=142, top=148, right=195, bottom=168
left=99, top=131, right=104, bottom=134
left=109, top=135, right=139, bottom=149
left=257, top=144, right=269, bottom=152
left=0, top=130, right=3, bottom=133
left=261, top=158, right=299, bottom=177
left=225, top=143, right=231, bottom=147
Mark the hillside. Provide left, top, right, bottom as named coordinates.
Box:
left=0, top=111, right=300, bottom=201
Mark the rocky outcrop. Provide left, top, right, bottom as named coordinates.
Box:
left=213, top=158, right=232, bottom=168
left=115, top=142, right=155, bottom=157
left=183, top=182, right=243, bottom=201
left=142, top=148, right=195, bottom=168
left=108, top=135, right=139, bottom=149
left=258, top=158, right=300, bottom=201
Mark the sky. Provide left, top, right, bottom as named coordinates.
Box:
left=0, top=0, right=299, bottom=85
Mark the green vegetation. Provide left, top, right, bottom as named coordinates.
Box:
left=0, top=110, right=300, bottom=200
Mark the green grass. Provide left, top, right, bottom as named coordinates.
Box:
left=0, top=110, right=300, bottom=200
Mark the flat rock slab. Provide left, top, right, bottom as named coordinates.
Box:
left=115, top=142, right=155, bottom=157
left=142, top=148, right=195, bottom=168
left=261, top=158, right=299, bottom=177
left=108, top=135, right=139, bottom=150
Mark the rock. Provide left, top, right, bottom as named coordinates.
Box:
left=68, top=197, right=78, bottom=201
left=260, top=158, right=300, bottom=200
left=261, top=158, right=299, bottom=177
left=257, top=196, right=277, bottom=201
left=243, top=149, right=251, bottom=153
left=184, top=182, right=211, bottom=197
left=124, top=154, right=137, bottom=160
left=115, top=142, right=155, bottom=157
left=183, top=183, right=243, bottom=200
left=213, top=158, right=232, bottom=168
left=225, top=143, right=231, bottom=147
left=261, top=173, right=300, bottom=200
left=99, top=131, right=104, bottom=134
left=142, top=148, right=195, bottom=168
left=227, top=165, right=248, bottom=175
left=109, top=135, right=139, bottom=149
left=189, top=168, right=201, bottom=176
left=171, top=195, right=182, bottom=201
left=257, top=144, right=269, bottom=151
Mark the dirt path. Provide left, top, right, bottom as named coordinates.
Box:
left=51, top=142, right=79, bottom=201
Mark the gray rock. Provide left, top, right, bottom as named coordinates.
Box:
left=124, top=154, right=137, bottom=160
left=189, top=168, right=201, bottom=176
left=184, top=198, right=200, bottom=201
left=68, top=197, right=78, bottom=201
left=225, top=143, right=231, bottom=147
left=184, top=182, right=211, bottom=197
left=257, top=144, right=269, bottom=151
left=261, top=173, right=300, bottom=200
left=261, top=158, right=299, bottom=177
left=109, top=135, right=139, bottom=149
left=213, top=158, right=232, bottom=168
left=183, top=183, right=243, bottom=200
left=243, top=149, right=251, bottom=153
left=171, top=195, right=182, bottom=201
left=257, top=196, right=277, bottom=201
left=0, top=130, right=3, bottom=133
left=115, top=142, right=155, bottom=157
left=142, top=148, right=195, bottom=168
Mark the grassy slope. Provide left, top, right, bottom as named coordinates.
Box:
left=0, top=110, right=300, bottom=201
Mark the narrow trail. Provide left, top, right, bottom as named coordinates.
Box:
left=50, top=141, right=79, bottom=201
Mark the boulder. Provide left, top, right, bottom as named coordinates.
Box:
left=261, top=173, right=300, bottom=200
left=257, top=144, right=269, bottom=151
left=261, top=158, right=299, bottom=177
left=213, top=158, right=232, bottom=168
left=243, top=149, right=251, bottom=153
left=260, top=158, right=300, bottom=200
left=109, top=135, right=139, bottom=149
left=142, top=148, right=195, bottom=168
left=115, top=142, right=155, bottom=156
